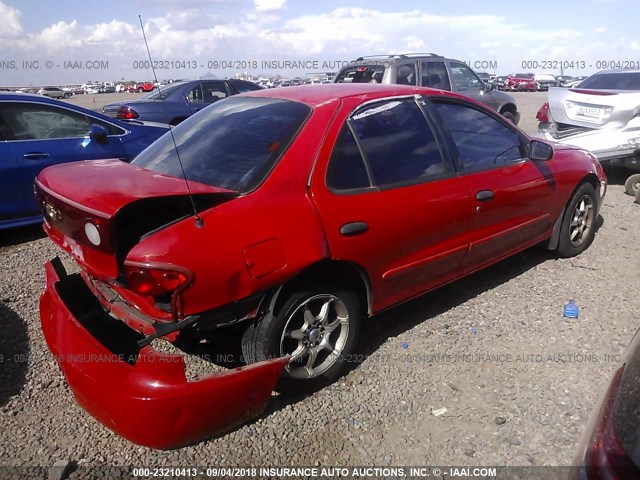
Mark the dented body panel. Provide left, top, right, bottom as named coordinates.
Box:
left=40, top=260, right=288, bottom=449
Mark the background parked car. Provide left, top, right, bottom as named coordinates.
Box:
left=334, top=53, right=520, bottom=124
left=0, top=93, right=168, bottom=230
left=102, top=79, right=263, bottom=125
left=534, top=73, right=558, bottom=91
left=37, top=87, right=67, bottom=99
left=535, top=69, right=640, bottom=195
left=564, top=76, right=590, bottom=88
left=556, top=75, right=575, bottom=87
left=99, top=85, right=116, bottom=94
left=505, top=73, right=537, bottom=92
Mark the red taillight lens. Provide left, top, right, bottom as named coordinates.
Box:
left=116, top=106, right=139, bottom=119
left=583, top=367, right=640, bottom=479
left=124, top=265, right=191, bottom=296
left=536, top=102, right=549, bottom=122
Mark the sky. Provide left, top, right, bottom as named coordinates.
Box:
left=0, top=0, right=637, bottom=85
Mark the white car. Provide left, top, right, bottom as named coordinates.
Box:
left=83, top=85, right=101, bottom=94
left=37, top=87, right=65, bottom=99
left=535, top=69, right=640, bottom=195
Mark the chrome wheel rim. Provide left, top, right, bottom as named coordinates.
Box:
left=569, top=195, right=595, bottom=247
left=279, top=294, right=350, bottom=379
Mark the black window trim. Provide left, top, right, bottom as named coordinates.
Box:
left=325, top=94, right=456, bottom=195
left=424, top=96, right=530, bottom=175
left=0, top=100, right=129, bottom=143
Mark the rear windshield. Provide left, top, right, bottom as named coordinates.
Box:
left=131, top=97, right=311, bottom=192
left=334, top=65, right=386, bottom=83
left=578, top=72, right=640, bottom=90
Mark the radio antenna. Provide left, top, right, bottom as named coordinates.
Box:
left=138, top=15, right=204, bottom=228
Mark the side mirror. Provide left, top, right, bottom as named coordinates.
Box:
left=530, top=140, right=553, bottom=161
left=483, top=82, right=494, bottom=92
left=88, top=124, right=108, bottom=145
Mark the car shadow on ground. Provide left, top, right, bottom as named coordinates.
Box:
left=0, top=302, right=29, bottom=407
left=0, top=224, right=45, bottom=249
left=261, top=246, right=558, bottom=417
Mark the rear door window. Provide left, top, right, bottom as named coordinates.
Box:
left=348, top=98, right=447, bottom=187
left=421, top=61, right=451, bottom=90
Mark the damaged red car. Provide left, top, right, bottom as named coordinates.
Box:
left=37, top=83, right=606, bottom=449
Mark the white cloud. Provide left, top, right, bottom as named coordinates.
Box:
left=254, top=0, right=286, bottom=11
left=0, top=4, right=637, bottom=85
left=595, top=26, right=608, bottom=33
left=0, top=2, right=23, bottom=38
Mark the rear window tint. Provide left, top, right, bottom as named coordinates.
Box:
left=132, top=97, right=310, bottom=192
left=578, top=72, right=640, bottom=90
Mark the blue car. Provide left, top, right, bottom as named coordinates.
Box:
left=102, top=79, right=263, bottom=125
left=0, top=93, right=168, bottom=230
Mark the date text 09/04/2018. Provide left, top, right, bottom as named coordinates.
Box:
left=521, top=60, right=640, bottom=70
left=131, top=60, right=352, bottom=70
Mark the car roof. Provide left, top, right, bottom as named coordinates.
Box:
left=593, top=68, right=640, bottom=75
left=241, top=83, right=462, bottom=107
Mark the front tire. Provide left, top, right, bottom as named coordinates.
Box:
left=242, top=285, right=362, bottom=394
left=556, top=183, right=597, bottom=258
left=624, top=173, right=640, bottom=196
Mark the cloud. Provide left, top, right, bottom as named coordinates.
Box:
left=595, top=26, right=608, bottom=33
left=0, top=2, right=23, bottom=38
left=0, top=4, right=637, bottom=85
left=254, top=0, right=286, bottom=11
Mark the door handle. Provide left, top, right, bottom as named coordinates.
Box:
left=22, top=152, right=50, bottom=160
left=340, top=221, right=368, bottom=236
left=475, top=190, right=494, bottom=202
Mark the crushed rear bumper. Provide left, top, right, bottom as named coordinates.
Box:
left=39, top=258, right=288, bottom=449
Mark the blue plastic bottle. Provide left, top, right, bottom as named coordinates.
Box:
left=563, top=299, right=579, bottom=318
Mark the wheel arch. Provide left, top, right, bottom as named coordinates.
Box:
left=547, top=173, right=600, bottom=250
left=269, top=259, right=372, bottom=318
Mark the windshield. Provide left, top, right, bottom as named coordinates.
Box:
left=577, top=72, right=640, bottom=90
left=144, top=83, right=186, bottom=99
left=334, top=65, right=386, bottom=83
left=132, top=97, right=311, bottom=192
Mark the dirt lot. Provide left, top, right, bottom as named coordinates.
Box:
left=1, top=90, right=639, bottom=474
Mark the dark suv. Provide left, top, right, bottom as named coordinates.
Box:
left=334, top=53, right=520, bottom=124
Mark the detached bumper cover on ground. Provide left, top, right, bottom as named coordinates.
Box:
left=39, top=258, right=288, bottom=449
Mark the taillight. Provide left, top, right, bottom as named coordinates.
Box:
left=536, top=102, right=549, bottom=122
left=124, top=264, right=192, bottom=297
left=582, top=367, right=640, bottom=479
left=116, top=106, right=139, bottom=119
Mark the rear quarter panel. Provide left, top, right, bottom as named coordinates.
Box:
left=124, top=100, right=340, bottom=315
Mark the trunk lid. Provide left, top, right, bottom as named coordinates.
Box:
left=548, top=87, right=640, bottom=129
left=35, top=159, right=236, bottom=279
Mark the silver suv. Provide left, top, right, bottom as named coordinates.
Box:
left=334, top=53, right=520, bottom=124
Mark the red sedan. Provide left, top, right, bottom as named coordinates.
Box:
left=506, top=73, right=537, bottom=92
left=36, top=84, right=606, bottom=448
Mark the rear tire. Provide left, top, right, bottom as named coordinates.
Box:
left=501, top=111, right=516, bottom=124
left=242, top=284, right=362, bottom=394
left=556, top=183, right=597, bottom=258
left=624, top=173, right=640, bottom=196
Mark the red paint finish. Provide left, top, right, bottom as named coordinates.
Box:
left=36, top=84, right=607, bottom=447
left=40, top=261, right=288, bottom=449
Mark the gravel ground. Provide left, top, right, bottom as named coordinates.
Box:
left=1, top=96, right=640, bottom=474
